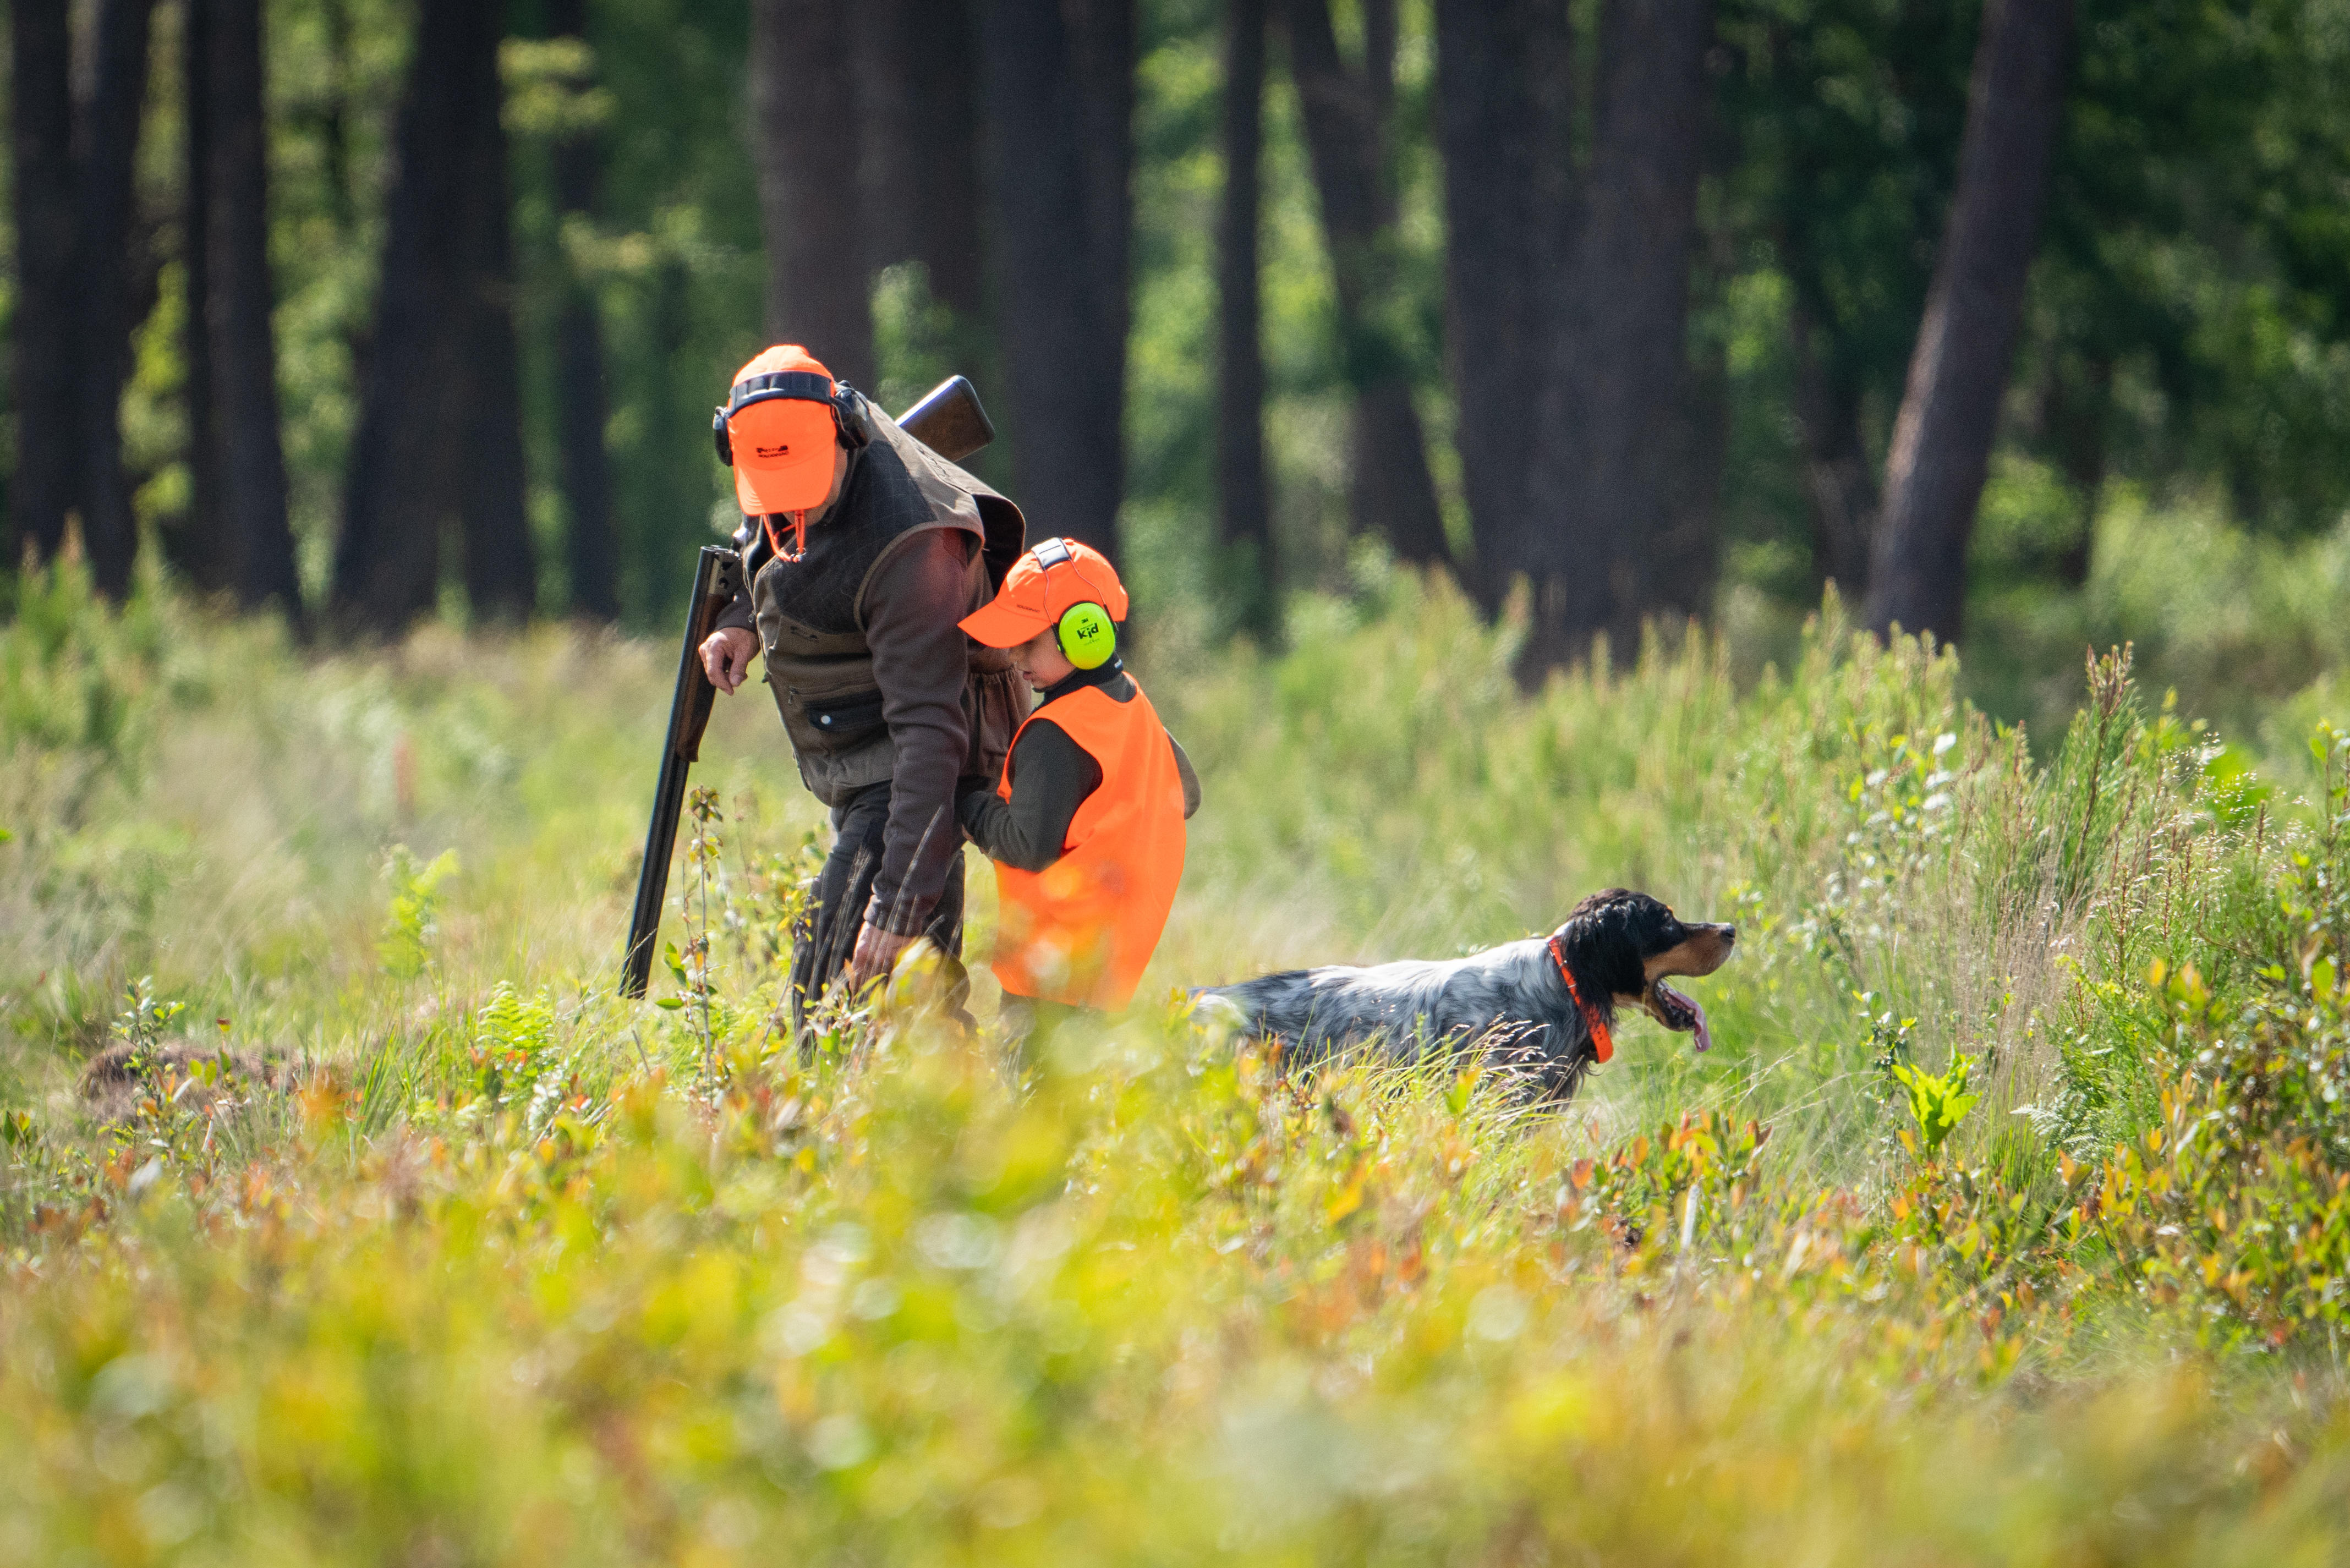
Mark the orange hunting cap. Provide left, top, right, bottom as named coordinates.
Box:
left=958, top=537, right=1129, bottom=648
left=718, top=345, right=841, bottom=516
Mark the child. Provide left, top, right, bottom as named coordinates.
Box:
left=955, top=538, right=1199, bottom=1041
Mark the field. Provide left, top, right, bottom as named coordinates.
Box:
left=6, top=561, right=2350, bottom=1564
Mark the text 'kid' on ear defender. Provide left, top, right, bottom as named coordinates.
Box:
left=1058, top=601, right=1117, bottom=670
left=711, top=372, right=875, bottom=467
left=1029, top=537, right=1119, bottom=670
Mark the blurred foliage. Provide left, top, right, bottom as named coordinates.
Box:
left=6, top=572, right=2350, bottom=1554
left=8, top=0, right=2344, bottom=712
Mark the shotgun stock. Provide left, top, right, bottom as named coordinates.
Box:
left=622, top=374, right=998, bottom=997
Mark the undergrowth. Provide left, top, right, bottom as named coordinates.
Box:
left=6, top=563, right=2350, bottom=1562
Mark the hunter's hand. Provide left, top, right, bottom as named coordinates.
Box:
left=699, top=626, right=758, bottom=693
left=845, top=922, right=917, bottom=996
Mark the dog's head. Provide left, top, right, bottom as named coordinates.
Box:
left=1552, top=889, right=1736, bottom=1054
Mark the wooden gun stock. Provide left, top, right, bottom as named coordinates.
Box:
left=895, top=375, right=996, bottom=464
left=624, top=376, right=997, bottom=997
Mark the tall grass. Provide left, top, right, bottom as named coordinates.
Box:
left=6, top=562, right=2350, bottom=1561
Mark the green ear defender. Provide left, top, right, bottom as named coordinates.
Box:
left=1056, top=601, right=1118, bottom=670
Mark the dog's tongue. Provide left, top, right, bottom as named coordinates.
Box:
left=1658, top=980, right=1712, bottom=1053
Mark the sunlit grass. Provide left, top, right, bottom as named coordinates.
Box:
left=6, top=561, right=2350, bottom=1561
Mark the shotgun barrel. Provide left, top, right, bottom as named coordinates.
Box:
left=623, top=374, right=998, bottom=997
left=620, top=544, right=743, bottom=998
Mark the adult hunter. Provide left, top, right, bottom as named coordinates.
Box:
left=698, top=346, right=1026, bottom=1023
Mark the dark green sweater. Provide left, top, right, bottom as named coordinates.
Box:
left=955, top=661, right=1201, bottom=873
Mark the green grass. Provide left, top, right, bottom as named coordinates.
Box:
left=6, top=560, right=2350, bottom=1563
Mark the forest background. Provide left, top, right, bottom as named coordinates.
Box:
left=7, top=0, right=2350, bottom=738
left=17, top=4, right=2350, bottom=1556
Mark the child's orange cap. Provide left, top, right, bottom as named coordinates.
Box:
left=959, top=538, right=1129, bottom=647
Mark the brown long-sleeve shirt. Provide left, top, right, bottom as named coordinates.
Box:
left=716, top=525, right=987, bottom=936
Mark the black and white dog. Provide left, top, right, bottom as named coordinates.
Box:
left=1194, top=890, right=1736, bottom=1098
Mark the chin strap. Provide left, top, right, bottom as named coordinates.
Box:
left=764, top=510, right=810, bottom=562
left=1547, top=935, right=1613, bottom=1064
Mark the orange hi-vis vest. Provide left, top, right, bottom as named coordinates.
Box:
left=989, top=681, right=1187, bottom=1010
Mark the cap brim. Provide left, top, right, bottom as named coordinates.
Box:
left=735, top=453, right=835, bottom=515
left=728, top=401, right=837, bottom=514
left=958, top=598, right=1053, bottom=648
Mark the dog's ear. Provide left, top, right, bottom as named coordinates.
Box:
left=1556, top=892, right=1647, bottom=1005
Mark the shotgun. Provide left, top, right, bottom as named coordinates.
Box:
left=620, top=376, right=998, bottom=998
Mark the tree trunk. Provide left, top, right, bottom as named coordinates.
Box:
left=1435, top=0, right=1570, bottom=609
left=751, top=0, right=874, bottom=391
left=2046, top=350, right=2108, bottom=586
left=1277, top=0, right=1451, bottom=569
left=548, top=0, right=618, bottom=622
left=174, top=0, right=227, bottom=591
left=1066, top=0, right=1135, bottom=387
left=1865, top=0, right=2075, bottom=642
left=977, top=0, right=1134, bottom=562
left=1217, top=0, right=1277, bottom=639
left=1513, top=0, right=1714, bottom=676
left=1363, top=0, right=1397, bottom=141
left=73, top=0, right=159, bottom=597
left=854, top=0, right=986, bottom=325
left=207, top=0, right=304, bottom=616
left=335, top=0, right=492, bottom=631
left=1789, top=295, right=1878, bottom=600
left=454, top=4, right=534, bottom=625
left=10, top=0, right=79, bottom=569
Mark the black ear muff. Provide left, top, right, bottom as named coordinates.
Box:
left=713, top=405, right=734, bottom=466
left=832, top=383, right=876, bottom=450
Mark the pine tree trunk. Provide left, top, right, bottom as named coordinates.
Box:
left=549, top=0, right=618, bottom=622
left=74, top=0, right=159, bottom=598
left=335, top=0, right=483, bottom=631
left=1066, top=0, right=1136, bottom=389
left=977, top=0, right=1135, bottom=563
left=2046, top=351, right=2108, bottom=586
left=853, top=0, right=985, bottom=325
left=1278, top=0, right=1451, bottom=570
left=1790, top=295, right=1879, bottom=601
left=1865, top=0, right=2074, bottom=642
left=173, top=0, right=227, bottom=591
left=454, top=7, right=534, bottom=626
left=751, top=0, right=874, bottom=391
left=1435, top=0, right=1570, bottom=610
left=207, top=0, right=303, bottom=617
left=1514, top=0, right=1714, bottom=676
left=10, top=0, right=79, bottom=568
left=1217, top=0, right=1276, bottom=639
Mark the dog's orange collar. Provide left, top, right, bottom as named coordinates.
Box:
left=1548, top=935, right=1612, bottom=1063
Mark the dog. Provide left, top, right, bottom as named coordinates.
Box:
left=1193, top=889, right=1735, bottom=1099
